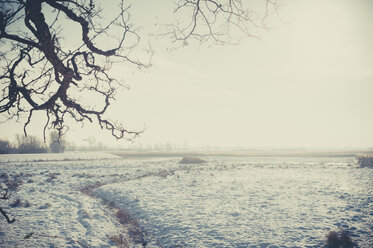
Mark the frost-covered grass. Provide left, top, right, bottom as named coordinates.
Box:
left=95, top=157, right=371, bottom=247
left=0, top=154, right=371, bottom=247
left=0, top=153, right=147, bottom=247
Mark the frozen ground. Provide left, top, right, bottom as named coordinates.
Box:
left=0, top=154, right=372, bottom=247
left=0, top=153, right=145, bottom=247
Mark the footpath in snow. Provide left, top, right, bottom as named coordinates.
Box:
left=0, top=153, right=151, bottom=247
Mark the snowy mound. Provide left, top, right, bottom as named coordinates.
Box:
left=179, top=156, right=206, bottom=164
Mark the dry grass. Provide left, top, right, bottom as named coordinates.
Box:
left=79, top=182, right=104, bottom=196
left=116, top=209, right=133, bottom=225
left=109, top=234, right=128, bottom=248
left=115, top=209, right=147, bottom=246
left=79, top=182, right=148, bottom=246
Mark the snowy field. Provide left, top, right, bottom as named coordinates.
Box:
left=0, top=154, right=372, bottom=247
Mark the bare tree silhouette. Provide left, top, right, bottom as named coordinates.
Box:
left=0, top=0, right=278, bottom=142
left=0, top=0, right=279, bottom=225
left=0, top=189, right=15, bottom=224
left=168, top=0, right=280, bottom=45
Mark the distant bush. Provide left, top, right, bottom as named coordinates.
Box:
left=0, top=139, right=15, bottom=154
left=0, top=133, right=67, bottom=154
left=325, top=230, right=355, bottom=248
left=357, top=155, right=373, bottom=168
left=16, top=134, right=47, bottom=154
left=49, top=131, right=66, bottom=153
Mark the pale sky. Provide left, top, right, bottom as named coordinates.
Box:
left=1, top=0, right=372, bottom=149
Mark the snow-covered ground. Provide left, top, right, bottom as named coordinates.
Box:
left=0, top=153, right=146, bottom=247
left=1, top=154, right=372, bottom=247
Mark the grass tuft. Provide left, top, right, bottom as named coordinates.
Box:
left=9, top=198, right=30, bottom=208
left=109, top=234, right=127, bottom=248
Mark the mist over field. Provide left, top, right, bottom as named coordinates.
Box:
left=1, top=0, right=373, bottom=247
left=1, top=0, right=373, bottom=149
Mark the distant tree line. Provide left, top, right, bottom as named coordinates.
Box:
left=0, top=133, right=65, bottom=154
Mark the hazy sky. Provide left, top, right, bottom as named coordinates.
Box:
left=1, top=0, right=372, bottom=149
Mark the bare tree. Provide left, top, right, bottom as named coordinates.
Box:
left=167, top=0, right=280, bottom=45
left=15, top=134, right=47, bottom=153
left=0, top=0, right=279, bottom=225
left=0, top=0, right=278, bottom=142
left=49, top=131, right=66, bottom=152
left=0, top=0, right=150, bottom=141
left=0, top=189, right=15, bottom=224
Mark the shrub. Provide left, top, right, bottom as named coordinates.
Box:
left=16, top=134, right=47, bottom=154
left=116, top=209, right=132, bottom=225
left=9, top=198, right=22, bottom=208
left=326, top=230, right=355, bottom=248
left=0, top=139, right=14, bottom=154
left=357, top=155, right=373, bottom=168
left=49, top=131, right=66, bottom=153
